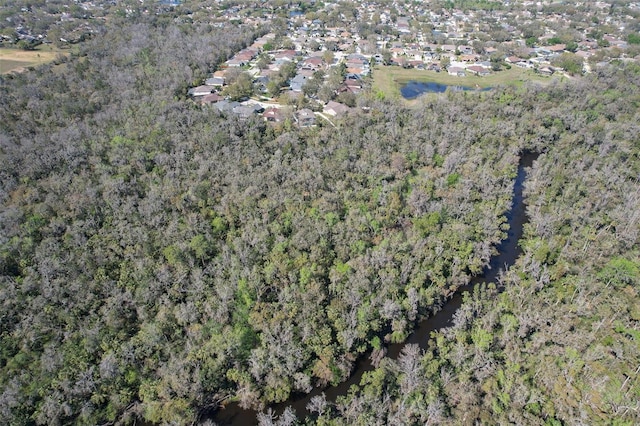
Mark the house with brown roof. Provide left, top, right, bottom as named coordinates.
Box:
left=447, top=66, right=466, bottom=76
left=189, top=85, right=214, bottom=97
left=548, top=44, right=566, bottom=53
left=201, top=92, right=224, bottom=105
left=274, top=50, right=298, bottom=61
left=538, top=66, right=555, bottom=76
left=301, top=56, right=324, bottom=71
left=324, top=101, right=350, bottom=117
left=263, top=107, right=286, bottom=123
left=460, top=54, right=480, bottom=62
left=467, top=65, right=490, bottom=76
left=236, top=49, right=258, bottom=61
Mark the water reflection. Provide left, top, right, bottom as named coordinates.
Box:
left=401, top=81, right=491, bottom=99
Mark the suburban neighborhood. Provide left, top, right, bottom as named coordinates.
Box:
left=2, top=0, right=640, bottom=120
left=175, top=0, right=640, bottom=123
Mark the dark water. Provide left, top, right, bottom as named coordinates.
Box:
left=209, top=152, right=537, bottom=425
left=401, top=81, right=491, bottom=99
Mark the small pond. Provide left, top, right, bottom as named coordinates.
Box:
left=401, top=81, right=491, bottom=99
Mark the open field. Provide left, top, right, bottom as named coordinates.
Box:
left=0, top=46, right=69, bottom=73
left=372, top=65, right=564, bottom=99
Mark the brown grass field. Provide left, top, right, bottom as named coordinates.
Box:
left=0, top=46, right=68, bottom=73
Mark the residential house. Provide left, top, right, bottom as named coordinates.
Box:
left=290, top=74, right=308, bottom=92
left=529, top=56, right=548, bottom=66
left=232, top=103, right=263, bottom=118
left=296, top=108, right=316, bottom=127
left=390, top=47, right=405, bottom=57
left=226, top=57, right=246, bottom=67
left=263, top=107, right=286, bottom=123
left=346, top=54, right=369, bottom=66
left=548, top=44, right=566, bottom=53
left=274, top=50, right=298, bottom=61
left=270, top=58, right=291, bottom=71
left=458, top=45, right=474, bottom=55
left=391, top=56, right=408, bottom=67
left=201, top=92, right=224, bottom=105
left=337, top=83, right=359, bottom=95
left=424, top=43, right=439, bottom=52
left=535, top=48, right=552, bottom=57
left=215, top=100, right=240, bottom=113
left=324, top=101, right=350, bottom=117
left=205, top=77, right=225, bottom=87
left=300, top=68, right=317, bottom=78
left=397, top=17, right=411, bottom=34
left=538, top=66, right=554, bottom=76
left=467, top=65, right=490, bottom=76
left=189, top=85, right=214, bottom=97
left=301, top=56, right=324, bottom=71
left=578, top=40, right=598, bottom=50
left=254, top=75, right=270, bottom=93
left=516, top=60, right=534, bottom=69
left=447, top=66, right=466, bottom=76
left=236, top=49, right=258, bottom=61
left=460, top=54, right=480, bottom=62
left=423, top=51, right=436, bottom=62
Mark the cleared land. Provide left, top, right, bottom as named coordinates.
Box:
left=0, top=46, right=68, bottom=73
left=372, top=65, right=561, bottom=99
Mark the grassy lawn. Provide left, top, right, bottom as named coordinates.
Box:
left=0, top=45, right=70, bottom=73
left=372, top=65, right=562, bottom=100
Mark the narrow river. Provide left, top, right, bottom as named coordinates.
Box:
left=210, top=152, right=537, bottom=425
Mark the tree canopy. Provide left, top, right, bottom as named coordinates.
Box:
left=1, top=9, right=640, bottom=426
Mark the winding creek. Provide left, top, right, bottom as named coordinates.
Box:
left=210, top=152, right=538, bottom=425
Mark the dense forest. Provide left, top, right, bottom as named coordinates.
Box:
left=293, top=74, right=640, bottom=426
left=1, top=10, right=639, bottom=426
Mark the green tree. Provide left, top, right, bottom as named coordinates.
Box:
left=628, top=33, right=640, bottom=45
left=440, top=55, right=451, bottom=69
left=490, top=53, right=503, bottom=71
left=551, top=52, right=583, bottom=75
left=382, top=49, right=392, bottom=65
left=223, top=71, right=254, bottom=100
